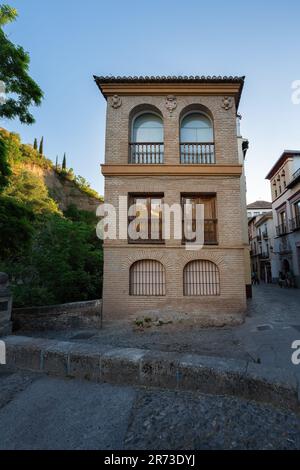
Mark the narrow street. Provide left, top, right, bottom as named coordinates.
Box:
left=21, top=284, right=300, bottom=376
left=0, top=284, right=300, bottom=450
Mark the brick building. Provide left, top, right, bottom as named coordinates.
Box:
left=95, top=76, right=250, bottom=325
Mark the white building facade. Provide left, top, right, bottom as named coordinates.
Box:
left=266, top=151, right=300, bottom=287
left=248, top=212, right=275, bottom=283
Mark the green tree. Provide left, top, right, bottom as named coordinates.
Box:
left=62, top=153, right=66, bottom=170
left=0, top=4, right=43, bottom=124
left=39, top=136, right=43, bottom=156
left=0, top=134, right=12, bottom=191
left=33, top=138, right=38, bottom=150
left=0, top=195, right=34, bottom=259
left=3, top=214, right=103, bottom=307
left=4, top=168, right=60, bottom=214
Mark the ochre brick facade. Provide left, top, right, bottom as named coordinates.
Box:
left=96, top=77, right=250, bottom=325
left=105, top=95, right=239, bottom=166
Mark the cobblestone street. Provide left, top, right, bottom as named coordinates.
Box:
left=0, top=370, right=299, bottom=450
left=1, top=284, right=300, bottom=450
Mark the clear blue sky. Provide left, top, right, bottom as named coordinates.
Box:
left=2, top=0, right=300, bottom=202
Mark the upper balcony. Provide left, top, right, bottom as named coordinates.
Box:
left=287, top=167, right=300, bottom=189
left=180, top=112, right=215, bottom=164
left=262, top=229, right=268, bottom=239
left=129, top=110, right=216, bottom=164
left=180, top=143, right=215, bottom=164
left=290, top=216, right=300, bottom=231
left=276, top=223, right=288, bottom=237
left=130, top=112, right=164, bottom=164
left=129, top=143, right=164, bottom=164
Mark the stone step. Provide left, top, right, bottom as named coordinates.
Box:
left=2, top=335, right=300, bottom=412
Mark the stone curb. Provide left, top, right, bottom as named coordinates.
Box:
left=2, top=335, right=300, bottom=412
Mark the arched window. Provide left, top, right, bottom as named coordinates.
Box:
left=183, top=260, right=220, bottom=296
left=129, top=260, right=166, bottom=296
left=130, top=113, right=164, bottom=164
left=180, top=113, right=214, bottom=164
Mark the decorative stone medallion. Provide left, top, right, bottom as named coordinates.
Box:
left=165, top=95, right=177, bottom=115
left=222, top=96, right=234, bottom=111
left=111, top=94, right=122, bottom=109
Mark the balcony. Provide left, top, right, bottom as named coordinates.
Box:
left=276, top=223, right=288, bottom=236
left=129, top=143, right=164, bottom=164
left=180, top=143, right=215, bottom=164
left=287, top=167, right=300, bottom=189
left=290, top=216, right=300, bottom=231
left=257, top=234, right=262, bottom=241
left=262, top=230, right=268, bottom=239
left=259, top=252, right=270, bottom=259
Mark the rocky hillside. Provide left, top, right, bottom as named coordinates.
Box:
left=0, top=128, right=102, bottom=213
left=23, top=161, right=101, bottom=212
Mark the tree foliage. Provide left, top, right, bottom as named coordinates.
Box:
left=0, top=4, right=43, bottom=124
left=62, top=153, right=66, bottom=170
left=39, top=136, right=43, bottom=155
left=0, top=195, right=34, bottom=259
left=0, top=129, right=103, bottom=307
left=2, top=214, right=103, bottom=307
left=4, top=167, right=61, bottom=214
left=0, top=133, right=12, bottom=191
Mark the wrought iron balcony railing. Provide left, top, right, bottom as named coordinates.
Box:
left=180, top=143, right=215, bottom=164
left=287, top=167, right=300, bottom=189
left=292, top=167, right=300, bottom=181
left=129, top=143, right=164, bottom=164
left=276, top=223, right=288, bottom=236
left=259, top=252, right=270, bottom=259
left=290, top=216, right=300, bottom=231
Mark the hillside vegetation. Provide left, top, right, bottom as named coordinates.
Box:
left=0, top=128, right=103, bottom=307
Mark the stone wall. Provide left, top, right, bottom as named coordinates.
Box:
left=12, top=299, right=102, bottom=332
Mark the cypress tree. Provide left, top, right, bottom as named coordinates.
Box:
left=55, top=155, right=58, bottom=169
left=62, top=153, right=66, bottom=170
left=39, top=136, right=44, bottom=156
left=33, top=138, right=38, bottom=150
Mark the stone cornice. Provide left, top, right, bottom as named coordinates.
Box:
left=101, top=164, right=243, bottom=177
left=94, top=76, right=245, bottom=108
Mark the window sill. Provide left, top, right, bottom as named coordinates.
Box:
left=128, top=240, right=165, bottom=245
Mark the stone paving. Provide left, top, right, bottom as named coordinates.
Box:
left=1, top=285, right=300, bottom=450
left=19, top=284, right=300, bottom=375
left=0, top=370, right=299, bottom=450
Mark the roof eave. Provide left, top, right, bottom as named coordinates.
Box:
left=93, top=75, right=245, bottom=109
left=266, top=150, right=300, bottom=180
